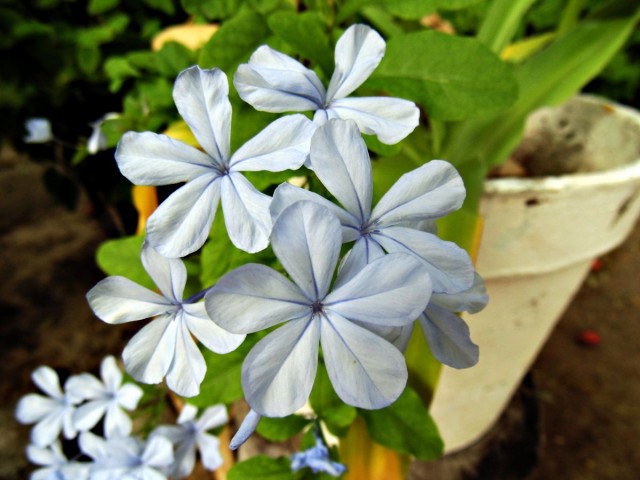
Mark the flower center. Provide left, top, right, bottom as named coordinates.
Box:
left=311, top=300, right=324, bottom=315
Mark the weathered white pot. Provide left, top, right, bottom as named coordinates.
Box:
left=429, top=96, right=640, bottom=453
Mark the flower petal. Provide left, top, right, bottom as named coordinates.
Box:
left=122, top=315, right=178, bottom=385
left=183, top=302, right=245, bottom=354
left=15, top=394, right=57, bottom=424
left=26, top=443, right=61, bottom=466
left=432, top=272, right=489, bottom=314
left=326, top=252, right=431, bottom=327
left=371, top=160, right=465, bottom=224
left=326, top=24, right=385, bottom=102
left=73, top=400, right=108, bottom=432
left=174, top=66, right=231, bottom=164
left=142, top=435, right=174, bottom=467
left=177, top=404, right=198, bottom=424
left=198, top=433, right=223, bottom=471
left=329, top=96, right=419, bottom=144
left=146, top=173, right=222, bottom=258
left=206, top=264, right=309, bottom=334
left=419, top=306, right=479, bottom=369
left=165, top=318, right=206, bottom=397
left=141, top=244, right=187, bottom=302
left=31, top=411, right=64, bottom=447
left=116, top=131, right=215, bottom=185
left=310, top=119, right=372, bottom=221
left=234, top=45, right=325, bottom=112
left=100, top=356, right=122, bottom=394
left=104, top=404, right=133, bottom=438
left=242, top=318, right=320, bottom=416
left=197, top=404, right=228, bottom=431
left=270, top=183, right=360, bottom=242
left=321, top=311, right=406, bottom=409
left=32, top=366, right=63, bottom=399
left=117, top=383, right=144, bottom=411
left=333, top=236, right=386, bottom=289
left=230, top=115, right=314, bottom=172
left=220, top=172, right=271, bottom=253
left=373, top=227, right=474, bottom=294
left=271, top=201, right=342, bottom=300
left=86, top=277, right=172, bottom=324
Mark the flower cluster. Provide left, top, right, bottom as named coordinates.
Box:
left=15, top=358, right=228, bottom=479
left=17, top=22, right=487, bottom=477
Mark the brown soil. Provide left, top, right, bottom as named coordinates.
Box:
left=1, top=144, right=639, bottom=479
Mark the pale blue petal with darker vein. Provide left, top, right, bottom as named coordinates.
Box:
left=173, top=66, right=231, bottom=164
left=242, top=318, right=320, bottom=416
left=116, top=131, right=216, bottom=185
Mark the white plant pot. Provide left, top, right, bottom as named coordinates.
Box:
left=429, top=96, right=640, bottom=453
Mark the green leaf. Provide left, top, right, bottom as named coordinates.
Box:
left=309, top=363, right=357, bottom=437
left=476, top=0, right=538, bottom=54
left=95, top=235, right=154, bottom=289
left=359, top=387, right=444, bottom=461
left=367, top=30, right=518, bottom=121
left=199, top=12, right=271, bottom=71
left=88, top=0, right=119, bottom=15
left=256, top=415, right=312, bottom=441
left=104, top=57, right=140, bottom=92
left=268, top=11, right=333, bottom=75
left=228, top=455, right=296, bottom=480
left=190, top=335, right=259, bottom=406
left=143, top=0, right=175, bottom=15
left=181, top=0, right=242, bottom=19
left=77, top=44, right=101, bottom=75
left=364, top=134, right=403, bottom=157
left=381, top=0, right=484, bottom=19
left=156, top=41, right=196, bottom=76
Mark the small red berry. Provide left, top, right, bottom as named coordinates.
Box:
left=591, top=258, right=603, bottom=272
left=577, top=330, right=601, bottom=346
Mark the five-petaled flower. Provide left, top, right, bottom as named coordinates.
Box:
left=86, top=244, right=244, bottom=397
left=234, top=24, right=419, bottom=144
left=205, top=201, right=432, bottom=419
left=151, top=403, right=228, bottom=478
left=16, top=366, right=84, bottom=448
left=67, top=355, right=143, bottom=438
left=116, top=66, right=315, bottom=257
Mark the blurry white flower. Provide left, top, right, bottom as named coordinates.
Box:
left=67, top=355, right=143, bottom=438
left=24, top=118, right=53, bottom=144
left=87, top=113, right=119, bottom=154
left=26, top=441, right=89, bottom=480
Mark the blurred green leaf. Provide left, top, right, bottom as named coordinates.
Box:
left=199, top=11, right=271, bottom=71
left=156, top=41, right=196, bottom=76
left=268, top=11, right=333, bottom=75
left=181, top=0, right=242, bottom=20
left=309, top=363, right=357, bottom=437
left=256, top=415, right=312, bottom=442
left=142, top=0, right=175, bottom=15
left=228, top=456, right=296, bottom=480
left=104, top=57, right=140, bottom=92
left=88, top=0, right=119, bottom=15
left=96, top=235, right=154, bottom=288
left=368, top=30, right=518, bottom=121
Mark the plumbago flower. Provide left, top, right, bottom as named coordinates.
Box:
left=205, top=201, right=432, bottom=422
left=234, top=24, right=419, bottom=144
left=26, top=441, right=89, bottom=480
left=291, top=429, right=346, bottom=477
left=151, top=404, right=227, bottom=478
left=86, top=244, right=244, bottom=397
left=116, top=66, right=315, bottom=257
left=16, top=366, right=84, bottom=448
left=67, top=355, right=143, bottom=438
left=271, top=119, right=475, bottom=295
left=80, top=431, right=173, bottom=480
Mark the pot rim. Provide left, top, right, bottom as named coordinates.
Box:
left=484, top=96, right=640, bottom=196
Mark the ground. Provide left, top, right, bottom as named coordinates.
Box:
left=1, top=144, right=639, bottom=479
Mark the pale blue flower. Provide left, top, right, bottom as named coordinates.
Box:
left=67, top=355, right=143, bottom=438
left=291, top=430, right=346, bottom=477
left=151, top=404, right=227, bottom=478
left=86, top=244, right=244, bottom=397
left=205, top=201, right=432, bottom=419
left=116, top=66, right=315, bottom=257
left=15, top=366, right=84, bottom=447
left=24, top=118, right=53, bottom=144
left=234, top=24, right=419, bottom=144
left=80, top=432, right=173, bottom=480
left=271, top=119, right=475, bottom=294
left=26, top=441, right=89, bottom=480
left=87, top=113, right=119, bottom=154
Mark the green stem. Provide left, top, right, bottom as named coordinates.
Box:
left=557, top=0, right=586, bottom=37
